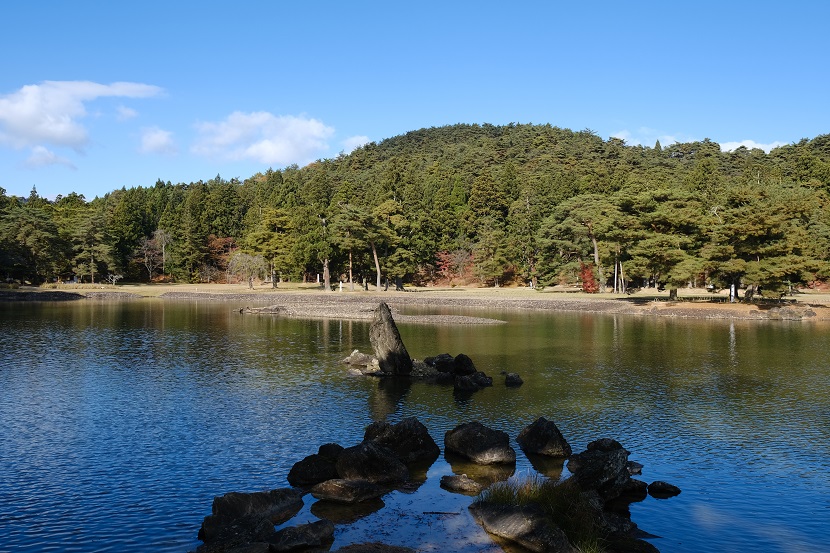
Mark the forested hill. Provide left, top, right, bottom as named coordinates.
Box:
left=3, top=123, right=830, bottom=297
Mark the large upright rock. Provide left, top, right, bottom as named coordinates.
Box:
left=369, top=303, right=412, bottom=375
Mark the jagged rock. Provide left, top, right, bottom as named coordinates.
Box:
left=197, top=489, right=303, bottom=552
left=364, top=417, right=440, bottom=465
left=469, top=502, right=576, bottom=553
left=368, top=303, right=412, bottom=375
left=471, top=371, right=493, bottom=388
left=627, top=461, right=644, bottom=475
left=440, top=474, right=484, bottom=494
left=516, top=417, right=572, bottom=458
left=453, top=374, right=480, bottom=392
left=286, top=443, right=343, bottom=487
left=445, top=421, right=516, bottom=465
left=567, top=439, right=631, bottom=500
left=505, top=373, right=524, bottom=387
left=648, top=481, right=681, bottom=499
left=310, top=479, right=386, bottom=504
left=336, top=441, right=409, bottom=484
left=270, top=519, right=335, bottom=552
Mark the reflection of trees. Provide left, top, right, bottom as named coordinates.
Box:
left=368, top=377, right=411, bottom=421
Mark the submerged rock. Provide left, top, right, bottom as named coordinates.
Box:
left=310, top=479, right=385, bottom=504
left=440, top=474, right=485, bottom=495
left=505, top=372, right=524, bottom=387
left=368, top=303, right=412, bottom=375
left=445, top=421, right=516, bottom=465
left=648, top=481, right=681, bottom=499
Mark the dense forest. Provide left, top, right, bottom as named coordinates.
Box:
left=3, top=123, right=830, bottom=298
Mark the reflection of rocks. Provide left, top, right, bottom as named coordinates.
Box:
left=469, top=502, right=576, bottom=553
left=334, top=544, right=417, bottom=553
left=368, top=377, right=411, bottom=421
left=525, top=453, right=565, bottom=480
left=364, top=417, right=440, bottom=465
left=310, top=497, right=385, bottom=524
left=287, top=443, right=343, bottom=487
left=445, top=421, right=516, bottom=465
left=445, top=451, right=515, bottom=486
left=196, top=489, right=304, bottom=553
left=517, top=417, right=572, bottom=458
left=369, top=302, right=412, bottom=375
left=271, top=519, right=334, bottom=552
left=440, top=474, right=485, bottom=495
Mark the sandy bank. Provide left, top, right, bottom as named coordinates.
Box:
left=4, top=284, right=828, bottom=322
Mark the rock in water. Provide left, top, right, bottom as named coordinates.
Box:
left=469, top=502, right=576, bottom=553
left=445, top=421, right=516, bottom=465
left=369, top=303, right=412, bottom=375
left=516, top=417, right=572, bottom=457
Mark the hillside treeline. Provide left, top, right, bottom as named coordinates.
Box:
left=3, top=123, right=830, bottom=298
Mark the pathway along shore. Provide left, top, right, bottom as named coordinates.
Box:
left=2, top=284, right=829, bottom=321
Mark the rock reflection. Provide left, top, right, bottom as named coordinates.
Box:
left=524, top=452, right=566, bottom=481
left=310, top=497, right=385, bottom=524
left=444, top=451, right=515, bottom=487
left=368, top=378, right=412, bottom=421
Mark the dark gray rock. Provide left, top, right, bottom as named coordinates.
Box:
left=504, top=373, right=524, bottom=387
left=445, top=421, right=516, bottom=465
left=335, top=441, right=409, bottom=484
left=453, top=353, right=477, bottom=376
left=648, top=480, right=681, bottom=499
left=286, top=443, right=343, bottom=487
left=440, top=474, right=485, bottom=494
left=471, top=371, right=493, bottom=388
left=368, top=303, right=412, bottom=375
left=270, top=519, right=334, bottom=552
left=197, top=489, right=303, bottom=552
left=310, top=479, right=385, bottom=504
left=516, top=417, right=572, bottom=458
left=364, top=417, right=440, bottom=465
left=469, top=502, right=576, bottom=553
left=453, top=374, right=480, bottom=392
left=424, top=353, right=455, bottom=373
left=627, top=461, right=644, bottom=475
left=567, top=439, right=631, bottom=500
left=310, top=497, right=385, bottom=524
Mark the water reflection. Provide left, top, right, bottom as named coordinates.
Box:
left=1, top=301, right=829, bottom=553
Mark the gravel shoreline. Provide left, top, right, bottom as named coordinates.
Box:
left=3, top=288, right=828, bottom=321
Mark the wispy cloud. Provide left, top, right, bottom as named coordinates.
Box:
left=116, top=105, right=139, bottom=121
left=0, top=80, right=163, bottom=151
left=611, top=127, right=694, bottom=148
left=24, top=145, right=77, bottom=169
left=342, top=135, right=370, bottom=153
left=720, top=139, right=786, bottom=153
left=191, top=111, right=334, bottom=165
left=139, top=126, right=177, bottom=155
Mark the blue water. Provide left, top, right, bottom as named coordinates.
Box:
left=1, top=299, right=828, bottom=552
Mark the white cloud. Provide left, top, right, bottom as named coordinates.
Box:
left=24, top=145, right=77, bottom=169
left=611, top=127, right=692, bottom=147
left=720, top=139, right=786, bottom=153
left=191, top=111, right=334, bottom=165
left=0, top=80, right=162, bottom=151
left=116, top=105, right=138, bottom=121
left=140, top=126, right=177, bottom=155
left=342, top=135, right=370, bottom=153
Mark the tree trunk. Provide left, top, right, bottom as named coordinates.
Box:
left=323, top=258, right=331, bottom=292
left=370, top=240, right=381, bottom=290
left=669, top=288, right=678, bottom=301
left=349, top=250, right=354, bottom=291
left=587, top=225, right=605, bottom=293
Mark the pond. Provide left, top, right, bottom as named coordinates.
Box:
left=0, top=299, right=827, bottom=552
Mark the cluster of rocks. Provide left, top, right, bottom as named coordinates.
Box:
left=343, top=302, right=523, bottom=392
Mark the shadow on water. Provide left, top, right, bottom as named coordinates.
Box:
left=368, top=377, right=412, bottom=421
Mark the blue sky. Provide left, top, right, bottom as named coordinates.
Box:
left=2, top=1, right=828, bottom=200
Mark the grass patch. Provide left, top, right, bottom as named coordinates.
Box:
left=477, top=476, right=607, bottom=553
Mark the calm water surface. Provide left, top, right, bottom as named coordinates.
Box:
left=1, top=299, right=828, bottom=552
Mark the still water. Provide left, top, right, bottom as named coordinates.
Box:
left=0, top=299, right=827, bottom=552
